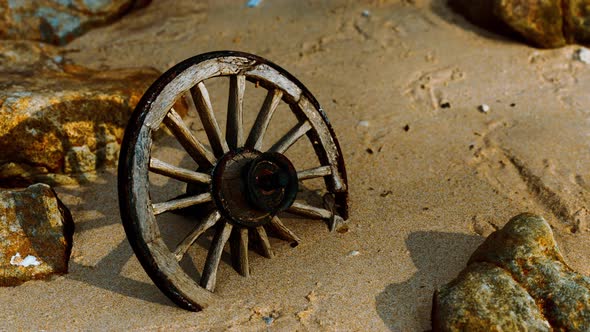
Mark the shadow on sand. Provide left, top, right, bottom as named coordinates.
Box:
left=376, top=230, right=483, bottom=331
left=429, top=0, right=526, bottom=46
left=57, top=172, right=178, bottom=308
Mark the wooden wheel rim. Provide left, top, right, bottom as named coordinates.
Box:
left=118, top=51, right=348, bottom=311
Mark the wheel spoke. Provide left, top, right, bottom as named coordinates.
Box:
left=245, top=89, right=283, bottom=150
left=287, top=201, right=332, bottom=220
left=230, top=227, right=249, bottom=277
left=152, top=192, right=212, bottom=216
left=227, top=75, right=246, bottom=150
left=255, top=226, right=274, bottom=258
left=201, top=221, right=233, bottom=292
left=297, top=166, right=332, bottom=181
left=149, top=158, right=211, bottom=185
left=173, top=210, right=221, bottom=261
left=163, top=108, right=216, bottom=167
left=191, top=82, right=229, bottom=157
left=269, top=216, right=301, bottom=243
left=268, top=121, right=312, bottom=153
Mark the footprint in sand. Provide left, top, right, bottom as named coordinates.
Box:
left=403, top=67, right=464, bottom=111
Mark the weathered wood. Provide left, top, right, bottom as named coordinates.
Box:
left=230, top=227, right=250, bottom=277
left=174, top=210, right=221, bottom=261
left=191, top=82, right=229, bottom=157
left=227, top=75, right=246, bottom=150
left=269, top=121, right=312, bottom=153
left=297, top=166, right=332, bottom=181
left=245, top=63, right=302, bottom=103
left=145, top=58, right=247, bottom=129
left=147, top=240, right=215, bottom=310
left=163, top=108, right=216, bottom=167
left=292, top=96, right=346, bottom=192
left=245, top=89, right=283, bottom=150
left=256, top=226, right=274, bottom=258
left=201, top=221, right=233, bottom=292
left=149, top=158, right=211, bottom=185
left=119, top=52, right=349, bottom=311
left=269, top=216, right=301, bottom=243
left=152, top=192, right=212, bottom=215
left=288, top=201, right=332, bottom=220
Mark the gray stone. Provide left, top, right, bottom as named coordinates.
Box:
left=0, top=183, right=74, bottom=286
left=0, top=0, right=151, bottom=45
left=433, top=213, right=590, bottom=331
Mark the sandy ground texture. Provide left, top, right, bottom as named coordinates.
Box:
left=2, top=0, right=590, bottom=330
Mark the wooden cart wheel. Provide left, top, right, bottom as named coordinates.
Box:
left=118, top=51, right=348, bottom=311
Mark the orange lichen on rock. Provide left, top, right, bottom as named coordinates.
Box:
left=0, top=40, right=166, bottom=185
left=450, top=0, right=590, bottom=48
left=0, top=183, right=74, bottom=286
left=433, top=213, right=590, bottom=331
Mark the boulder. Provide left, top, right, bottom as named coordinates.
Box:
left=449, top=0, right=590, bottom=48
left=0, top=40, right=163, bottom=186
left=433, top=263, right=550, bottom=331
left=433, top=213, right=590, bottom=331
left=564, top=0, right=590, bottom=45
left=0, top=0, right=151, bottom=45
left=0, top=183, right=74, bottom=286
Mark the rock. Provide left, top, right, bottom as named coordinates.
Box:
left=0, top=0, right=151, bottom=45
left=433, top=213, right=590, bottom=331
left=0, top=40, right=165, bottom=185
left=449, top=0, right=590, bottom=48
left=433, top=263, right=551, bottom=331
left=0, top=183, right=74, bottom=286
left=564, top=0, right=590, bottom=45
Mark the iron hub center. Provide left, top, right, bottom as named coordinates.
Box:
left=211, top=149, right=298, bottom=227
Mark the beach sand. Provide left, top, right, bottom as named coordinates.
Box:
left=1, top=0, right=589, bottom=330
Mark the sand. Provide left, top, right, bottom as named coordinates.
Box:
left=1, top=0, right=589, bottom=330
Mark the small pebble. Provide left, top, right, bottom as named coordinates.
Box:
left=362, top=10, right=370, bottom=17
left=262, top=316, right=274, bottom=325
left=478, top=104, right=490, bottom=113
left=574, top=47, right=590, bottom=64
left=348, top=250, right=360, bottom=257
left=357, top=120, right=369, bottom=127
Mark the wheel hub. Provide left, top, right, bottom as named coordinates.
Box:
left=212, top=149, right=298, bottom=227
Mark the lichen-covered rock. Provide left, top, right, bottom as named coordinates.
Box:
left=0, top=40, right=161, bottom=185
left=0, top=183, right=74, bottom=286
left=449, top=0, right=590, bottom=48
left=433, top=262, right=551, bottom=331
left=564, top=0, right=590, bottom=45
left=433, top=213, right=590, bottom=331
left=0, top=0, right=150, bottom=45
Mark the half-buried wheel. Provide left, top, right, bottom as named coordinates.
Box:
left=118, top=51, right=348, bottom=311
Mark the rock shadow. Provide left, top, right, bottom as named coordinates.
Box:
left=429, top=0, right=526, bottom=46
left=376, top=231, right=483, bottom=331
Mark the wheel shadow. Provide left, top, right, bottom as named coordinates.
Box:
left=67, top=238, right=173, bottom=307
left=0, top=97, right=178, bottom=305
left=375, top=230, right=483, bottom=331
left=56, top=171, right=178, bottom=308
